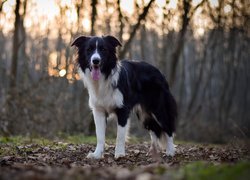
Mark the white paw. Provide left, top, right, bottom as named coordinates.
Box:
left=115, top=145, right=125, bottom=159
left=86, top=151, right=103, bottom=159
left=115, top=152, right=125, bottom=159
left=166, top=145, right=175, bottom=157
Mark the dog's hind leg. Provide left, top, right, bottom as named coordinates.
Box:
left=152, top=114, right=176, bottom=157
left=146, top=110, right=176, bottom=157
left=147, top=131, right=159, bottom=156
left=165, top=133, right=175, bottom=156
left=143, top=116, right=162, bottom=156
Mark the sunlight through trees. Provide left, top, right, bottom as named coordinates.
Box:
left=0, top=0, right=249, bottom=141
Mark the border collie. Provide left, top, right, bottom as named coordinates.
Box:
left=71, top=35, right=177, bottom=159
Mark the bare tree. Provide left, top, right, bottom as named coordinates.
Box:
left=169, top=0, right=206, bottom=86
left=119, top=0, right=155, bottom=58
left=90, top=0, right=98, bottom=36
left=9, top=0, right=21, bottom=89
left=105, top=0, right=111, bottom=34
left=19, top=0, right=30, bottom=85
left=116, top=0, right=124, bottom=42
left=75, top=0, right=84, bottom=34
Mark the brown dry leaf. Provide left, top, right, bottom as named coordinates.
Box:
left=0, top=143, right=249, bottom=180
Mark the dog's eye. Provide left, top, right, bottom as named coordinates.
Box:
left=99, top=47, right=106, bottom=52
left=87, top=46, right=94, bottom=52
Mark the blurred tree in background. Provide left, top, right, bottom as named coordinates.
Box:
left=0, top=0, right=249, bottom=142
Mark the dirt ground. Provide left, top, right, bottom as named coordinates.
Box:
left=0, top=142, right=249, bottom=180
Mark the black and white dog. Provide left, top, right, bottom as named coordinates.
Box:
left=71, top=35, right=177, bottom=159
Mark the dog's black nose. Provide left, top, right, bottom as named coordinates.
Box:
left=92, top=59, right=100, bottom=65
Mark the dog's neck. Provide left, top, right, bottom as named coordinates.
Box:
left=84, top=63, right=120, bottom=96
left=110, top=62, right=121, bottom=88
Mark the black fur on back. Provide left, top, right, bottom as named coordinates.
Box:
left=116, top=60, right=177, bottom=137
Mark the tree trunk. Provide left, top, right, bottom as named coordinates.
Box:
left=105, top=0, right=111, bottom=34
left=169, top=0, right=190, bottom=86
left=187, top=30, right=216, bottom=113
left=140, top=24, right=147, bottom=61
left=169, top=0, right=206, bottom=86
left=19, top=0, right=29, bottom=85
left=75, top=0, right=84, bottom=33
left=90, top=0, right=97, bottom=36
left=10, top=0, right=21, bottom=89
left=116, top=0, right=124, bottom=55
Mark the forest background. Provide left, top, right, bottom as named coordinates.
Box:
left=0, top=0, right=249, bottom=143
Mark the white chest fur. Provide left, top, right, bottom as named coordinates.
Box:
left=79, top=68, right=123, bottom=112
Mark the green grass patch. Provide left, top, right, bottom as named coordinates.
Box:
left=65, top=134, right=97, bottom=144
left=170, top=161, right=250, bottom=180
left=0, top=136, right=52, bottom=146
left=0, top=134, right=113, bottom=146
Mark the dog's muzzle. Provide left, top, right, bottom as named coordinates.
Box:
left=90, top=58, right=101, bottom=81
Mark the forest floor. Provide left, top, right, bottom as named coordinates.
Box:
left=0, top=136, right=249, bottom=180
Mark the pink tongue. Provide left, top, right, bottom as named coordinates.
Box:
left=91, top=68, right=100, bottom=80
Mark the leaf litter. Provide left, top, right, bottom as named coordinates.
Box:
left=0, top=142, right=249, bottom=179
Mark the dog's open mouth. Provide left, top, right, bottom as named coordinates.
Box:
left=90, top=65, right=101, bottom=81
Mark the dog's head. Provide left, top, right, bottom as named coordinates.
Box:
left=72, top=35, right=121, bottom=80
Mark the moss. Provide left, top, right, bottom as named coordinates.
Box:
left=65, top=134, right=97, bottom=144
left=170, top=161, right=250, bottom=180
left=0, top=134, right=114, bottom=146
left=0, top=136, right=54, bottom=146
left=153, top=165, right=167, bottom=175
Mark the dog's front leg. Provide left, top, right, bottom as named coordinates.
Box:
left=115, top=124, right=127, bottom=158
left=87, top=108, right=106, bottom=159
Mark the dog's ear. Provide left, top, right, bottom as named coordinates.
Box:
left=71, top=36, right=90, bottom=48
left=104, top=35, right=122, bottom=48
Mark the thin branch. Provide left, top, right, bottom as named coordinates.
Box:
left=119, top=0, right=155, bottom=59
left=0, top=0, right=7, bottom=13
left=189, top=0, right=206, bottom=18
